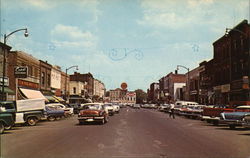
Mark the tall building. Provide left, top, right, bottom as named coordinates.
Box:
left=213, top=19, right=250, bottom=105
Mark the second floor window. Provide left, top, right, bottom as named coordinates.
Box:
left=41, top=72, right=45, bottom=85
left=73, top=87, right=76, bottom=94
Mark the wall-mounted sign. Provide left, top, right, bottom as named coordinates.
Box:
left=14, top=66, right=28, bottom=78
left=0, top=77, right=9, bottom=86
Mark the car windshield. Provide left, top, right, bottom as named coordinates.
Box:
left=82, top=105, right=101, bottom=110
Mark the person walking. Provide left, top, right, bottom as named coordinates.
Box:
left=169, top=103, right=175, bottom=119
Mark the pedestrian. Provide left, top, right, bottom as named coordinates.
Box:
left=169, top=103, right=175, bottom=119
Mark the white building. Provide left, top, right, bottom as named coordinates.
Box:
left=69, top=81, right=87, bottom=96
left=51, top=65, right=61, bottom=90
left=93, top=79, right=105, bottom=98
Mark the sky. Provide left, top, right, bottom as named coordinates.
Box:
left=0, top=0, right=249, bottom=91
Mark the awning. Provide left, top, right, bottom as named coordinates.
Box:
left=53, top=96, right=65, bottom=102
left=19, top=88, right=48, bottom=101
left=0, top=87, right=15, bottom=94
left=45, top=96, right=59, bottom=103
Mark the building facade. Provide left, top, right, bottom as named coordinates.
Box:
left=0, top=42, right=13, bottom=100
left=8, top=51, right=40, bottom=100
left=51, top=65, right=62, bottom=96
left=39, top=60, right=52, bottom=95
left=70, top=72, right=94, bottom=98
left=213, top=19, right=250, bottom=105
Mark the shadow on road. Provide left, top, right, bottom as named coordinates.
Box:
left=215, top=127, right=250, bottom=131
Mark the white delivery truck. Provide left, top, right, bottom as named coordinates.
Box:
left=15, top=98, right=46, bottom=126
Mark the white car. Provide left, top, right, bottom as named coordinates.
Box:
left=112, top=104, right=120, bottom=113
left=103, top=104, right=115, bottom=116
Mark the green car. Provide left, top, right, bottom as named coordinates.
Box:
left=0, top=101, right=16, bottom=134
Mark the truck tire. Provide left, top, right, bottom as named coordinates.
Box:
left=0, top=122, right=4, bottom=134
left=48, top=116, right=56, bottom=121
left=56, top=116, right=61, bottom=120
left=27, top=117, right=37, bottom=126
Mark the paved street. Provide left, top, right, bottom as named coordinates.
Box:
left=1, top=107, right=250, bottom=158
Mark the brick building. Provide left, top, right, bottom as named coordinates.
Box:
left=213, top=19, right=250, bottom=105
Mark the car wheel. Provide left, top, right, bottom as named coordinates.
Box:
left=79, top=121, right=84, bottom=125
left=48, top=116, right=56, bottom=121
left=212, top=120, right=219, bottom=126
left=56, top=116, right=61, bottom=121
left=104, top=116, right=108, bottom=123
left=4, top=125, right=13, bottom=130
left=27, top=117, right=37, bottom=126
left=229, top=124, right=236, bottom=130
left=0, top=122, right=4, bottom=134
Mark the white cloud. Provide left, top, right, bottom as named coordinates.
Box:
left=51, top=24, right=98, bottom=49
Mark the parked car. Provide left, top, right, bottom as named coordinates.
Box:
left=103, top=103, right=115, bottom=116
left=133, top=104, right=141, bottom=109
left=180, top=105, right=206, bottom=119
left=0, top=101, right=16, bottom=134
left=242, top=113, right=250, bottom=128
left=78, top=103, right=108, bottom=125
left=43, top=106, right=65, bottom=121
left=202, top=105, right=234, bottom=125
left=174, top=101, right=198, bottom=115
left=46, top=103, right=73, bottom=117
left=158, top=104, right=170, bottom=112
left=220, top=106, right=250, bottom=129
left=112, top=104, right=120, bottom=113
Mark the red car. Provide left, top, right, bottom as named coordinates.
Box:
left=78, top=103, right=109, bottom=125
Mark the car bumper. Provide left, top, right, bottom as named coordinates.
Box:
left=78, top=116, right=104, bottom=121
left=220, top=120, right=244, bottom=126
left=202, top=116, right=220, bottom=121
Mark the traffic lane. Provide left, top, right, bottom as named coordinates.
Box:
left=141, top=109, right=250, bottom=157
left=1, top=109, right=132, bottom=158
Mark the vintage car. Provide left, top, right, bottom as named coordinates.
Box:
left=78, top=103, right=108, bottom=125
left=180, top=105, right=206, bottom=119
left=220, top=106, right=250, bottom=129
left=242, top=114, right=250, bottom=128
left=103, top=103, right=115, bottom=116
left=158, top=104, right=170, bottom=112
left=133, top=104, right=141, bottom=109
left=202, top=105, right=234, bottom=125
left=46, top=103, right=74, bottom=117
left=0, top=101, right=16, bottom=134
left=112, top=104, right=120, bottom=113
left=43, top=106, right=65, bottom=121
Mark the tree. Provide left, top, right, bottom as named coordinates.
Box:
left=135, top=89, right=147, bottom=104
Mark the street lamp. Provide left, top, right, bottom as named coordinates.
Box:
left=1, top=28, right=28, bottom=101
left=176, top=65, right=190, bottom=101
left=65, top=65, right=78, bottom=102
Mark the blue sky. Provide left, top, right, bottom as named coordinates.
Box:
left=1, top=0, right=249, bottom=91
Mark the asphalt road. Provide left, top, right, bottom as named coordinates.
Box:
left=1, top=107, right=250, bottom=158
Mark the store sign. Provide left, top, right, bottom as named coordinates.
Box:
left=0, top=77, right=9, bottom=86
left=14, top=66, right=28, bottom=78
